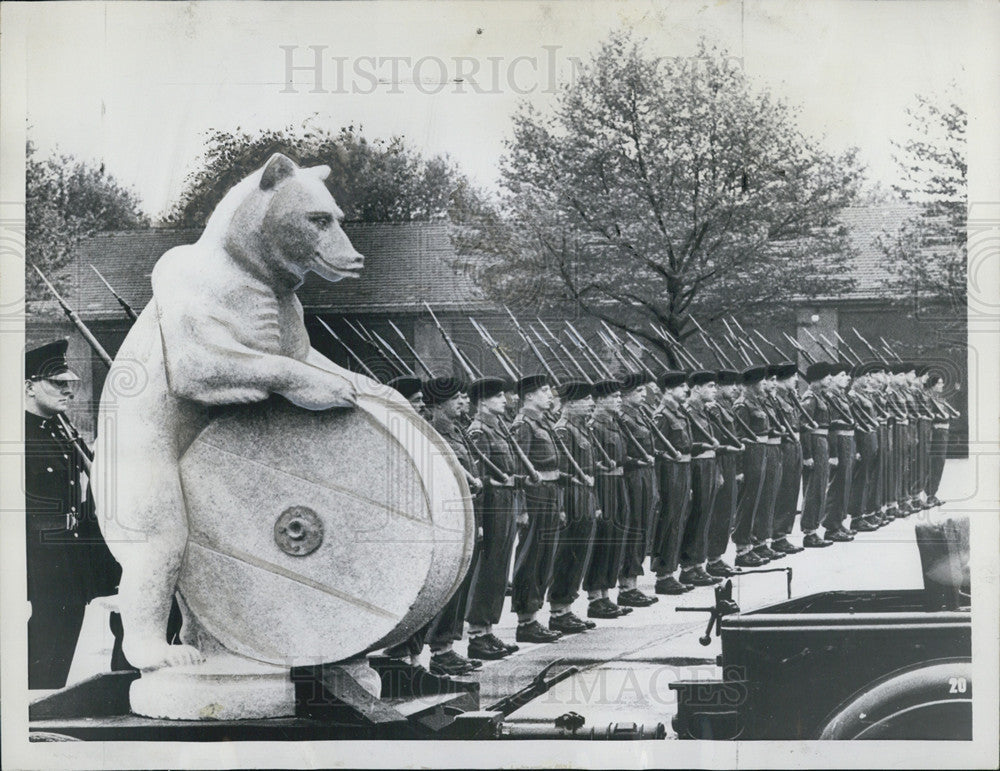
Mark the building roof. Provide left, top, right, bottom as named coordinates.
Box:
left=48, top=203, right=928, bottom=321
left=821, top=204, right=920, bottom=302
left=61, top=222, right=489, bottom=320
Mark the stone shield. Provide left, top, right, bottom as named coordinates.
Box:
left=176, top=394, right=474, bottom=666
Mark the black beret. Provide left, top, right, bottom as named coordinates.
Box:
left=901, top=361, right=918, bottom=373
left=516, top=373, right=549, bottom=397
left=924, top=370, right=944, bottom=387
left=618, top=371, right=646, bottom=392
left=25, top=339, right=79, bottom=381
left=916, top=363, right=930, bottom=377
left=805, top=362, right=828, bottom=382
left=687, top=369, right=716, bottom=387
left=741, top=365, right=767, bottom=385
left=388, top=375, right=423, bottom=399
left=829, top=361, right=851, bottom=376
left=775, top=362, right=798, bottom=379
left=863, top=360, right=887, bottom=375
left=717, top=369, right=742, bottom=385
left=558, top=379, right=592, bottom=401
left=765, top=363, right=782, bottom=379
left=657, top=370, right=687, bottom=389
left=592, top=379, right=622, bottom=398
left=468, top=376, right=507, bottom=403
left=422, top=376, right=466, bottom=406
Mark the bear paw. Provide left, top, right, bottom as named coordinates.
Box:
left=124, top=639, right=206, bottom=671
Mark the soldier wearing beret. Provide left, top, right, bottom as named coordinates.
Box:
left=510, top=374, right=566, bottom=643
left=704, top=369, right=744, bottom=577
left=770, top=363, right=806, bottom=554
left=384, top=377, right=483, bottom=675
left=546, top=380, right=600, bottom=634
left=465, top=377, right=522, bottom=660
left=616, top=372, right=660, bottom=607
left=884, top=363, right=911, bottom=519
left=799, top=362, right=835, bottom=548
left=847, top=365, right=882, bottom=533
left=924, top=369, right=954, bottom=507
left=24, top=340, right=121, bottom=689
left=421, top=377, right=484, bottom=674
left=677, top=371, right=723, bottom=587
left=821, top=363, right=858, bottom=542
left=731, top=364, right=773, bottom=567
left=651, top=371, right=695, bottom=594
left=583, top=379, right=635, bottom=617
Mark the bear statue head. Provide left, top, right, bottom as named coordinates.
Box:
left=222, top=153, right=364, bottom=287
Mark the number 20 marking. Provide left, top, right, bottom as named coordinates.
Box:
left=948, top=677, right=967, bottom=693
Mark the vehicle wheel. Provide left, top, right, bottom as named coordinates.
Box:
left=818, top=660, right=971, bottom=740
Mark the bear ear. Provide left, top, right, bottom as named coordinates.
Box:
left=307, top=164, right=332, bottom=181
left=260, top=153, right=298, bottom=191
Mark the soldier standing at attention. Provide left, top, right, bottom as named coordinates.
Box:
left=924, top=369, right=954, bottom=507
left=616, top=373, right=659, bottom=607
left=422, top=376, right=485, bottom=674
left=799, top=363, right=834, bottom=548
left=465, top=376, right=522, bottom=661
left=731, top=365, right=772, bottom=567
left=705, top=369, right=744, bottom=577
left=651, top=371, right=695, bottom=594
left=752, top=366, right=787, bottom=562
left=583, top=380, right=634, bottom=618
left=510, top=374, right=565, bottom=643
left=546, top=380, right=600, bottom=634
left=821, top=363, right=857, bottom=543
left=24, top=340, right=120, bottom=689
left=770, top=363, right=806, bottom=555
left=847, top=366, right=881, bottom=533
left=678, top=371, right=723, bottom=587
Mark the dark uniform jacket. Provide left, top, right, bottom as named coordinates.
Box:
left=685, top=400, right=717, bottom=455
left=24, top=412, right=119, bottom=605
left=654, top=401, right=693, bottom=457
left=554, top=415, right=599, bottom=519
left=619, top=404, right=655, bottom=470
left=734, top=390, right=772, bottom=439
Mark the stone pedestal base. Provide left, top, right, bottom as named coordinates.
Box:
left=129, top=654, right=295, bottom=720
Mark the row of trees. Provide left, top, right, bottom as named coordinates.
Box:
left=27, top=32, right=965, bottom=340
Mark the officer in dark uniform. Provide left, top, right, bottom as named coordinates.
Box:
left=678, top=370, right=723, bottom=587
left=546, top=380, right=599, bottom=634
left=616, top=372, right=659, bottom=607
left=24, top=339, right=120, bottom=689
left=651, top=371, right=695, bottom=594
left=465, top=376, right=522, bottom=660
left=800, top=363, right=834, bottom=548
left=583, top=379, right=634, bottom=617
left=510, top=374, right=565, bottom=643
left=705, top=369, right=744, bottom=576
left=752, top=365, right=787, bottom=562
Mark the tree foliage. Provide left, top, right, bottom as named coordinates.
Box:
left=26, top=142, right=149, bottom=305
left=165, top=123, right=477, bottom=227
left=880, top=94, right=966, bottom=316
left=454, top=33, right=863, bottom=349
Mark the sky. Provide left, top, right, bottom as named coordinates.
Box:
left=17, top=0, right=969, bottom=221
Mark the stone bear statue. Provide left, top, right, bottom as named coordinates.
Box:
left=93, top=153, right=387, bottom=671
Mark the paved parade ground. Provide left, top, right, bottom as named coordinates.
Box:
left=59, top=458, right=975, bottom=737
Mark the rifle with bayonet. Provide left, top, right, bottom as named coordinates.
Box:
left=90, top=265, right=138, bottom=323
left=425, top=303, right=481, bottom=379
left=316, top=318, right=379, bottom=380
left=34, top=264, right=113, bottom=368
left=388, top=319, right=437, bottom=377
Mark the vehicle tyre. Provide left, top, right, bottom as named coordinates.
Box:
left=818, top=659, right=971, bottom=740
